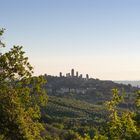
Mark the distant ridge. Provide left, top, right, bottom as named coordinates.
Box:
left=114, top=81, right=140, bottom=87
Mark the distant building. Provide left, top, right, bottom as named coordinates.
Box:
left=76, top=71, right=79, bottom=77
left=59, top=72, right=62, bottom=77
left=79, top=74, right=82, bottom=78
left=71, top=69, right=74, bottom=77
left=66, top=73, right=70, bottom=77
left=86, top=74, right=89, bottom=80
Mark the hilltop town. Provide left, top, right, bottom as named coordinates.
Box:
left=43, top=69, right=137, bottom=104
left=59, top=69, right=89, bottom=80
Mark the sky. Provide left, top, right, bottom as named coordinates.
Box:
left=1, top=0, right=140, bottom=80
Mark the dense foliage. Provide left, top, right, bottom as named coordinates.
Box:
left=94, top=89, right=140, bottom=140
left=0, top=29, right=48, bottom=139
left=43, top=90, right=140, bottom=140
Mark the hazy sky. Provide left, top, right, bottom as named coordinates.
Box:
left=1, top=0, right=140, bottom=80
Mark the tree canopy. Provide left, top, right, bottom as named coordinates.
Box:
left=94, top=89, right=140, bottom=140
left=0, top=29, right=48, bottom=140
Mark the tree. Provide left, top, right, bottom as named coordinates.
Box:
left=94, top=89, right=140, bottom=140
left=0, top=29, right=48, bottom=139
left=135, top=91, right=140, bottom=132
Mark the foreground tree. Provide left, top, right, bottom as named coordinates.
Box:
left=0, top=29, right=48, bottom=139
left=94, top=89, right=140, bottom=140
